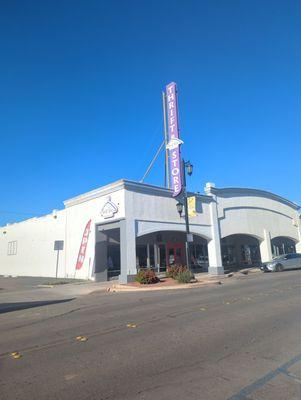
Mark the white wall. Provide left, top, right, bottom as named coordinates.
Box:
left=0, top=185, right=126, bottom=280
left=217, top=195, right=300, bottom=242
left=125, top=190, right=212, bottom=240
left=64, top=188, right=125, bottom=280
left=0, top=210, right=66, bottom=278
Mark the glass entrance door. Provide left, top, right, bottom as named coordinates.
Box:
left=158, top=244, right=166, bottom=272
left=166, top=242, right=185, bottom=266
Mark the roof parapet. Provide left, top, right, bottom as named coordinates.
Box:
left=205, top=185, right=300, bottom=210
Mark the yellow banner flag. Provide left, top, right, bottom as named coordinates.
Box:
left=188, top=196, right=197, bottom=217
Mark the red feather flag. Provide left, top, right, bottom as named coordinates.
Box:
left=75, top=219, right=92, bottom=270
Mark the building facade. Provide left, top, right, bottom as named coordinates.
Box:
left=1, top=179, right=300, bottom=283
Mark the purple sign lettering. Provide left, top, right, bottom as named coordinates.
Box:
left=166, top=82, right=182, bottom=197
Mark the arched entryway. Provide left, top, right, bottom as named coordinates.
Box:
left=136, top=231, right=209, bottom=273
left=271, top=236, right=296, bottom=257
left=221, top=234, right=262, bottom=270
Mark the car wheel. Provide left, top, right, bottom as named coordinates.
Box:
left=275, top=264, right=284, bottom=272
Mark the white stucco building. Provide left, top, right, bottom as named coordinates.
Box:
left=0, top=179, right=300, bottom=283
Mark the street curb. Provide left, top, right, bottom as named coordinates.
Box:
left=238, top=268, right=262, bottom=275
left=37, top=285, right=55, bottom=288
left=34, top=270, right=258, bottom=295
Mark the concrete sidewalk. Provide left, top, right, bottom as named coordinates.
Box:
left=36, top=280, right=113, bottom=296
left=0, top=276, right=113, bottom=304
left=0, top=268, right=262, bottom=300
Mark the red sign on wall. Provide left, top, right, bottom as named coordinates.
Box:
left=75, top=219, right=92, bottom=270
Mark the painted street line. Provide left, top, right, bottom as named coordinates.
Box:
left=11, top=351, right=22, bottom=360
left=227, top=351, right=301, bottom=399
left=76, top=336, right=88, bottom=342
left=126, top=323, right=137, bottom=328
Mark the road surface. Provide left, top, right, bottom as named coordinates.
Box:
left=1, top=271, right=301, bottom=399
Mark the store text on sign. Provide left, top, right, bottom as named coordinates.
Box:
left=166, top=82, right=183, bottom=197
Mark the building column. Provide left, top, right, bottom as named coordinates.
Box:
left=260, top=229, right=273, bottom=263
left=119, top=219, right=137, bottom=284
left=154, top=243, right=159, bottom=272
left=207, top=198, right=224, bottom=275
left=147, top=243, right=150, bottom=267
left=296, top=217, right=301, bottom=253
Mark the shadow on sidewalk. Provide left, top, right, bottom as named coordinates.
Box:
left=0, top=298, right=75, bottom=314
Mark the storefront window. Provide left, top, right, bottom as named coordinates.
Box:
left=222, top=245, right=235, bottom=266
left=137, top=245, right=147, bottom=267
left=191, top=244, right=208, bottom=267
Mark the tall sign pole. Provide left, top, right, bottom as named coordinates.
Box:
left=165, top=82, right=192, bottom=271
left=165, top=82, right=183, bottom=197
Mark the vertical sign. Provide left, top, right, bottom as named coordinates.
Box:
left=76, top=220, right=92, bottom=270
left=166, top=82, right=183, bottom=197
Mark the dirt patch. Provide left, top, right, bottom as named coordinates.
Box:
left=127, top=277, right=190, bottom=288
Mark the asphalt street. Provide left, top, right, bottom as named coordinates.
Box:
left=1, top=271, right=301, bottom=399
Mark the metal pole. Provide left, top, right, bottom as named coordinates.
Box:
left=182, top=159, right=191, bottom=271
left=162, top=91, right=170, bottom=189
left=140, top=140, right=165, bottom=183
left=55, top=250, right=60, bottom=279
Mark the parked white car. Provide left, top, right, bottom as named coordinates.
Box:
left=261, top=253, right=301, bottom=272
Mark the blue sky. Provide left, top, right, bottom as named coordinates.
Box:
left=1, top=1, right=301, bottom=225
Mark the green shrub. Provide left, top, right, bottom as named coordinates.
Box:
left=176, top=270, right=194, bottom=284
left=166, top=265, right=176, bottom=279
left=135, top=268, right=159, bottom=284
left=166, top=265, right=188, bottom=279
left=166, top=265, right=194, bottom=283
